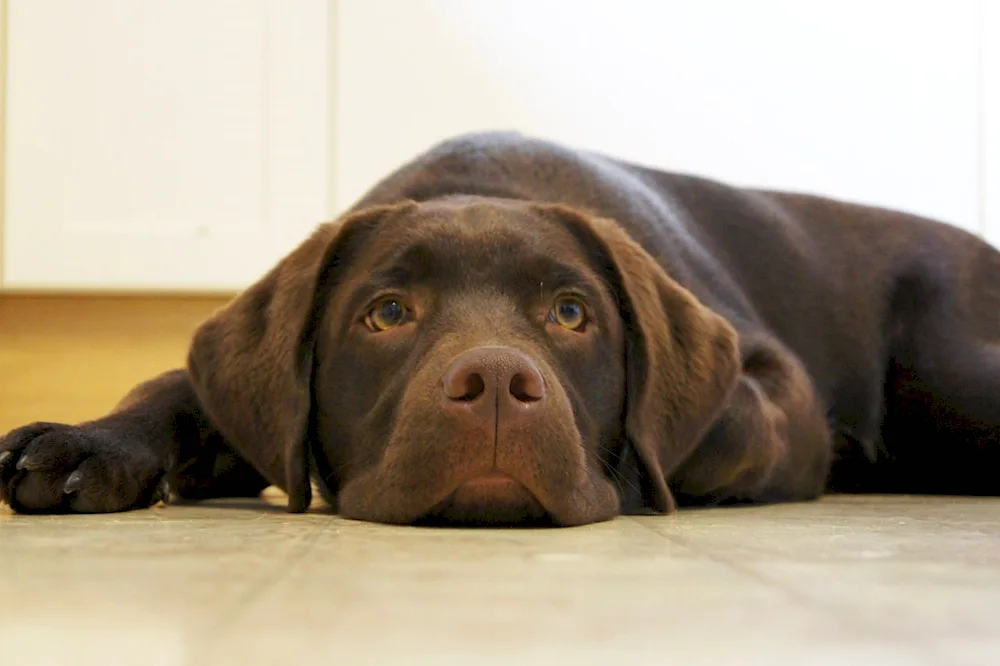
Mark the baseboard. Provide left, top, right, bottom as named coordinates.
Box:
left=0, top=295, right=231, bottom=431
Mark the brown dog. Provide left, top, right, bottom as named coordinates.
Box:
left=2, top=132, right=998, bottom=525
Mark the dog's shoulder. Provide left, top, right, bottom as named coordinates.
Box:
left=347, top=131, right=982, bottom=319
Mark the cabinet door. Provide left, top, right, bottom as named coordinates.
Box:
left=3, top=0, right=329, bottom=290
left=335, top=0, right=981, bottom=235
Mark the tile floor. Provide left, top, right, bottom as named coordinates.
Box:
left=2, top=297, right=999, bottom=665
left=2, top=494, right=998, bottom=666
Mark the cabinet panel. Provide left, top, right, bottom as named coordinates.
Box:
left=3, top=0, right=329, bottom=290
left=336, top=0, right=981, bottom=234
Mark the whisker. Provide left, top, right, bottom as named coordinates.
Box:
left=593, top=441, right=642, bottom=497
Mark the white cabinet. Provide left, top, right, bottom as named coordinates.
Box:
left=335, top=0, right=983, bottom=235
left=1, top=1, right=995, bottom=291
left=3, top=0, right=330, bottom=290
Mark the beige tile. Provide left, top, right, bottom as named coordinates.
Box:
left=5, top=496, right=998, bottom=665
left=639, top=496, right=1000, bottom=665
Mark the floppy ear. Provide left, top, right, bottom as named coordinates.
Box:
left=539, top=204, right=741, bottom=513
left=187, top=202, right=415, bottom=512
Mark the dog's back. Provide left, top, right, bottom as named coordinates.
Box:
left=352, top=131, right=1000, bottom=494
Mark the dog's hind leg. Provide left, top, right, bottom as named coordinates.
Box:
left=669, top=335, right=834, bottom=506
left=879, top=240, right=1000, bottom=495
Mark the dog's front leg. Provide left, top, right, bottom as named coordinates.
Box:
left=0, top=369, right=268, bottom=513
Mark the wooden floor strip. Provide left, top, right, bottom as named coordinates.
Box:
left=0, top=295, right=231, bottom=431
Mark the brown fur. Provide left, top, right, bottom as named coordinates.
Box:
left=3, top=131, right=1000, bottom=524
left=186, top=203, right=414, bottom=512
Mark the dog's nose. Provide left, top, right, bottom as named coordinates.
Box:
left=442, top=347, right=545, bottom=415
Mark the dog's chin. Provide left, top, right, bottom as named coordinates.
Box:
left=416, top=473, right=553, bottom=527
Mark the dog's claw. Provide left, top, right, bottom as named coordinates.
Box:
left=63, top=470, right=83, bottom=494
left=0, top=451, right=12, bottom=466
left=15, top=454, right=32, bottom=471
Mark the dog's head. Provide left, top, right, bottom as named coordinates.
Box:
left=187, top=198, right=739, bottom=526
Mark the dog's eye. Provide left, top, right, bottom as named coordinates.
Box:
left=549, top=296, right=587, bottom=331
left=366, top=298, right=409, bottom=331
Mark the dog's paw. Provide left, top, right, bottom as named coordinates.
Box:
left=0, top=422, right=168, bottom=513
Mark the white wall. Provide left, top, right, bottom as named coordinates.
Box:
left=983, top=0, right=1000, bottom=248
left=335, top=0, right=985, bottom=234
left=2, top=0, right=997, bottom=291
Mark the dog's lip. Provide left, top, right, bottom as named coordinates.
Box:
left=421, top=470, right=548, bottom=523
left=448, top=470, right=532, bottom=500
left=460, top=471, right=519, bottom=487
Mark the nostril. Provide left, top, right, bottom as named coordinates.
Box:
left=443, top=347, right=545, bottom=406
left=452, top=372, right=486, bottom=402
left=509, top=371, right=544, bottom=403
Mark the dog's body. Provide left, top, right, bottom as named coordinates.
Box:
left=2, top=132, right=999, bottom=524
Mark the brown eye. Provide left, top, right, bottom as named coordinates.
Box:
left=366, top=298, right=409, bottom=331
left=549, top=296, right=587, bottom=331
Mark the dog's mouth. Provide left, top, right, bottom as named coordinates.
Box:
left=416, top=472, right=553, bottom=527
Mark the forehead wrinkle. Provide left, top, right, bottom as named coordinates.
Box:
left=366, top=222, right=531, bottom=279
left=507, top=256, right=596, bottom=289
left=354, top=202, right=611, bottom=293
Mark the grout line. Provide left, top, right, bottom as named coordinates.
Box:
left=186, top=518, right=327, bottom=657
left=633, top=514, right=967, bottom=658
left=631, top=515, right=819, bottom=608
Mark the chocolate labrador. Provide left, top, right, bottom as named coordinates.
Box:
left=2, top=132, right=999, bottom=525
